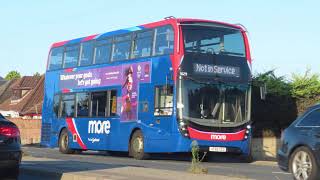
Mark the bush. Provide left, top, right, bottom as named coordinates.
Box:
left=251, top=69, right=320, bottom=137
left=253, top=70, right=291, bottom=96
left=291, top=69, right=320, bottom=99
left=252, top=70, right=296, bottom=137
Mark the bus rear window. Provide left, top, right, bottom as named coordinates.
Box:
left=48, top=47, right=63, bottom=70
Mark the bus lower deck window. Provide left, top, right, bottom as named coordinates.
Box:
left=154, top=85, right=173, bottom=116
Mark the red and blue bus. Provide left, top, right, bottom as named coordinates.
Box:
left=41, top=17, right=253, bottom=160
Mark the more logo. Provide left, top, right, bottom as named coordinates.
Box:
left=210, top=134, right=227, bottom=140
left=88, top=120, right=111, bottom=134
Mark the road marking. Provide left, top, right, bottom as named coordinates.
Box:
left=272, top=171, right=291, bottom=175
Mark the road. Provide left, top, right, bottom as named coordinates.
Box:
left=21, top=146, right=292, bottom=180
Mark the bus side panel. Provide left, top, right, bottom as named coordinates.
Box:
left=41, top=72, right=59, bottom=147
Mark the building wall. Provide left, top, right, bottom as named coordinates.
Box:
left=8, top=118, right=41, bottom=144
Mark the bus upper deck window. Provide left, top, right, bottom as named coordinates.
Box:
left=79, top=41, right=94, bottom=66
left=48, top=47, right=63, bottom=70
left=112, top=34, right=132, bottom=61
left=63, top=45, right=80, bottom=68
left=132, top=30, right=153, bottom=59
left=94, top=38, right=112, bottom=64
left=154, top=26, right=174, bottom=56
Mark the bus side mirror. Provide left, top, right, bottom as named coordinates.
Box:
left=260, top=83, right=267, bottom=100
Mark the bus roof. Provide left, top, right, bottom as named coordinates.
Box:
left=50, top=18, right=244, bottom=49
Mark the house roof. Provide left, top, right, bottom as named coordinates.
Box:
left=21, top=76, right=44, bottom=115
left=0, top=76, right=44, bottom=115
left=0, top=79, right=19, bottom=103
left=12, top=76, right=41, bottom=90
left=0, top=76, right=6, bottom=86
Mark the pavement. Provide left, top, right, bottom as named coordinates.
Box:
left=20, top=146, right=292, bottom=180
left=21, top=156, right=247, bottom=180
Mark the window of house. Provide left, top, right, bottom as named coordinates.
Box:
left=132, top=30, right=153, bottom=59
left=154, top=85, right=173, bottom=116
left=48, top=47, right=63, bottom=70
left=154, top=26, right=174, bottom=56
left=61, top=94, right=75, bottom=117
left=79, top=41, right=94, bottom=66
left=63, top=45, right=80, bottom=68
left=94, top=38, right=112, bottom=64
left=112, top=34, right=132, bottom=61
left=298, top=109, right=320, bottom=127
left=76, top=93, right=90, bottom=117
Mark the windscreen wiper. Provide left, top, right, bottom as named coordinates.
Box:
left=182, top=75, right=209, bottom=85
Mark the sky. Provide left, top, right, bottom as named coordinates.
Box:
left=0, top=0, right=319, bottom=79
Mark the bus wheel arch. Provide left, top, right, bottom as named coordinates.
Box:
left=129, top=128, right=149, bottom=160
left=58, top=127, right=75, bottom=154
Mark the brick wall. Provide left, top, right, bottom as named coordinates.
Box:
left=8, top=118, right=41, bottom=144
left=252, top=137, right=280, bottom=161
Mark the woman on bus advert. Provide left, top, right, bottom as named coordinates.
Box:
left=121, top=66, right=137, bottom=121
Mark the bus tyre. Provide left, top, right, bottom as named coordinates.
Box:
left=130, top=130, right=149, bottom=160
left=59, top=129, right=75, bottom=154
left=241, top=153, right=253, bottom=163
left=289, top=146, right=319, bottom=180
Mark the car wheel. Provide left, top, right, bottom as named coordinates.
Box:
left=129, top=130, right=149, bottom=160
left=59, top=129, right=75, bottom=154
left=289, top=146, right=319, bottom=180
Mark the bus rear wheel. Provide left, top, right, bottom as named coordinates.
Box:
left=59, top=129, right=75, bottom=154
left=130, top=130, right=149, bottom=160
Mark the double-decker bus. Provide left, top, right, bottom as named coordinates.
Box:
left=41, top=17, right=253, bottom=160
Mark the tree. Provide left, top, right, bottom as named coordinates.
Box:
left=5, top=71, right=21, bottom=80
left=33, top=72, right=41, bottom=77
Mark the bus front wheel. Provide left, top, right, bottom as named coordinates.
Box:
left=130, top=130, right=149, bottom=160
left=59, top=129, right=75, bottom=154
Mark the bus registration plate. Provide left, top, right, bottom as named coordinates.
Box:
left=209, top=147, right=227, bottom=152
